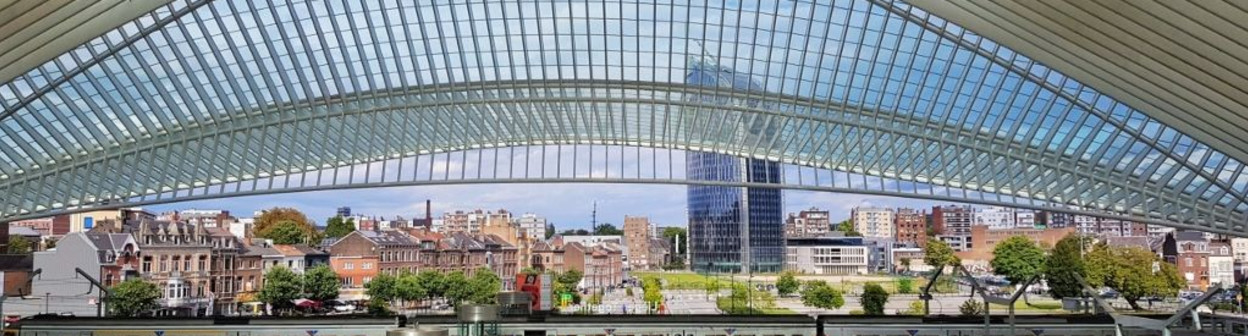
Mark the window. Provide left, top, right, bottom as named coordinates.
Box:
left=142, top=257, right=152, bottom=273
left=198, top=257, right=206, bottom=271
left=183, top=257, right=190, bottom=271
left=363, top=277, right=372, bottom=284
left=345, top=262, right=354, bottom=270
left=363, top=262, right=373, bottom=270
left=1186, top=258, right=1193, bottom=267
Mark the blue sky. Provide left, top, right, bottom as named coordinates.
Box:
left=147, top=184, right=941, bottom=230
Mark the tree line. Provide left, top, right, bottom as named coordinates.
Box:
left=924, top=233, right=1185, bottom=310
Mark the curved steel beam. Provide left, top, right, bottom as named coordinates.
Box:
left=1, top=80, right=1187, bottom=209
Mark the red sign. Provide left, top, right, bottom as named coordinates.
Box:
left=517, top=274, right=542, bottom=311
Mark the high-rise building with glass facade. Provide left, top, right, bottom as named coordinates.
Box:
left=686, top=57, right=784, bottom=274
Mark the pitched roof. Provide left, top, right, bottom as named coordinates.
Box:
left=8, top=226, right=41, bottom=237
left=241, top=245, right=282, bottom=257
left=272, top=244, right=306, bottom=257
left=294, top=245, right=327, bottom=256
left=357, top=230, right=418, bottom=246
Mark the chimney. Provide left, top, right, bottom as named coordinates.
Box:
left=425, top=199, right=433, bottom=230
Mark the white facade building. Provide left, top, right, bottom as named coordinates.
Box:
left=785, top=237, right=869, bottom=275
left=1232, top=238, right=1248, bottom=263
left=975, top=206, right=1016, bottom=229
left=1015, top=211, right=1036, bottom=229
left=1074, top=215, right=1099, bottom=234
left=851, top=207, right=895, bottom=239
left=516, top=213, right=547, bottom=240
left=229, top=218, right=254, bottom=239
left=1210, top=243, right=1235, bottom=288
left=1149, top=225, right=1177, bottom=238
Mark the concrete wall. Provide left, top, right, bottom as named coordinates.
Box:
left=29, top=233, right=104, bottom=316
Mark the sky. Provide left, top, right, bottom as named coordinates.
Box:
left=146, top=183, right=942, bottom=230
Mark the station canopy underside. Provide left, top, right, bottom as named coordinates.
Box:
left=1, top=0, right=1248, bottom=235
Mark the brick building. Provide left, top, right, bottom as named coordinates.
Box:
left=931, top=205, right=973, bottom=236
left=331, top=230, right=422, bottom=276
left=623, top=216, right=652, bottom=270
left=1165, top=232, right=1210, bottom=290
left=956, top=225, right=1075, bottom=265
left=894, top=208, right=927, bottom=248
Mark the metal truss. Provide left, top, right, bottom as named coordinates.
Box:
left=0, top=0, right=1246, bottom=234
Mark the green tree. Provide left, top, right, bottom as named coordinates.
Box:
left=560, top=229, right=590, bottom=236
left=258, top=266, right=303, bottom=315
left=365, top=273, right=399, bottom=303
left=1085, top=244, right=1186, bottom=310
left=520, top=267, right=541, bottom=275
left=261, top=220, right=310, bottom=244
left=106, top=279, right=161, bottom=317
left=661, top=227, right=688, bottom=255
left=990, top=235, right=1047, bottom=285
left=7, top=236, right=31, bottom=254
left=642, top=276, right=663, bottom=307
left=897, top=278, right=914, bottom=294
left=43, top=237, right=57, bottom=249
left=900, top=258, right=912, bottom=272
left=416, top=270, right=446, bottom=300
left=558, top=269, right=584, bottom=287
left=324, top=216, right=355, bottom=238
left=442, top=271, right=472, bottom=305
left=468, top=267, right=502, bottom=304
left=800, top=280, right=845, bottom=310
left=1045, top=234, right=1088, bottom=299
left=836, top=220, right=853, bottom=232
left=367, top=298, right=392, bottom=316
left=396, top=272, right=428, bottom=305
left=593, top=223, right=623, bottom=235
left=924, top=239, right=960, bottom=269
left=860, top=283, right=889, bottom=315
left=776, top=271, right=800, bottom=297
left=303, top=264, right=340, bottom=302
left=254, top=207, right=316, bottom=239
left=545, top=223, right=556, bottom=239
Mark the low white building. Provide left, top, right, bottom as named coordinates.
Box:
left=1210, top=242, right=1236, bottom=288
left=784, top=237, right=868, bottom=275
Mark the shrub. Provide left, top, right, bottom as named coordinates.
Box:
left=959, top=299, right=985, bottom=317
left=897, top=278, right=914, bottom=294
left=625, top=287, right=634, bottom=297
left=849, top=309, right=864, bottom=315
left=902, top=300, right=925, bottom=316
left=860, top=283, right=890, bottom=315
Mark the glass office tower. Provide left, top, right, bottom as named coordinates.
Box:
left=686, top=57, right=784, bottom=274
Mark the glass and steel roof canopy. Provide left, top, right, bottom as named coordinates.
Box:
left=0, top=0, right=1246, bottom=234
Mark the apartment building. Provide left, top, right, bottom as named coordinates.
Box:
left=851, top=207, right=895, bottom=239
